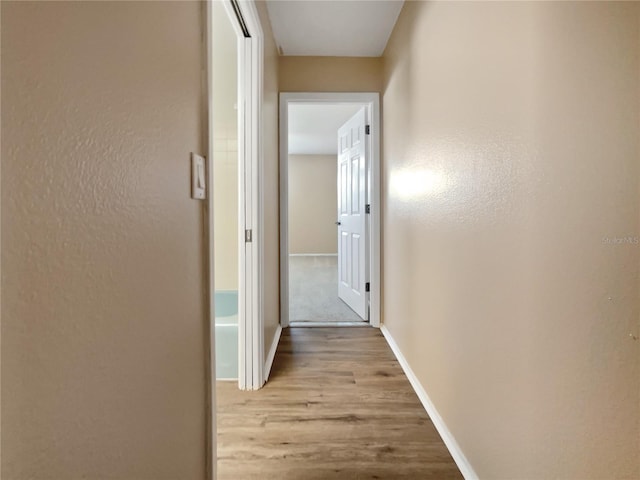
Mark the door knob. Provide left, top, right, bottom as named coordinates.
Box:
left=335, top=221, right=341, bottom=226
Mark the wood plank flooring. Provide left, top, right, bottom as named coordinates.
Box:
left=216, top=327, right=463, bottom=479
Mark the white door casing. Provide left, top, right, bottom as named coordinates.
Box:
left=278, top=92, right=381, bottom=329
left=206, top=2, right=266, bottom=477
left=215, top=0, right=264, bottom=392
left=337, top=107, right=368, bottom=320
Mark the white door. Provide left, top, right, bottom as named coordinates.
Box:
left=337, top=107, right=368, bottom=320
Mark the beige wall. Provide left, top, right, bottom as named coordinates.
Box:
left=256, top=0, right=281, bottom=360
left=2, top=2, right=207, bottom=478
left=382, top=2, right=640, bottom=479
left=288, top=155, right=337, bottom=254
left=279, top=56, right=382, bottom=93
left=212, top=0, right=239, bottom=291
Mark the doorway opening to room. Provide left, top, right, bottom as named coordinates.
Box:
left=279, top=93, right=381, bottom=329
left=208, top=0, right=265, bottom=395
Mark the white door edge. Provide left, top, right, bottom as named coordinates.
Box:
left=207, top=1, right=266, bottom=478
left=233, top=0, right=264, bottom=392
left=279, top=92, right=381, bottom=329
left=214, top=0, right=265, bottom=392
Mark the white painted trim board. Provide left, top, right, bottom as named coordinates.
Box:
left=380, top=325, right=479, bottom=480
left=206, top=2, right=264, bottom=478
left=221, top=0, right=264, bottom=392
left=289, top=253, right=338, bottom=257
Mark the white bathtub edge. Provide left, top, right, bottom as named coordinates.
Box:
left=215, top=314, right=238, bottom=326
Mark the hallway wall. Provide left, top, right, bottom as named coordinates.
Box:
left=382, top=1, right=640, bottom=478
left=279, top=56, right=382, bottom=93
left=1, top=2, right=207, bottom=478
left=288, top=154, right=337, bottom=255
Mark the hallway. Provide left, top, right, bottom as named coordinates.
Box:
left=216, top=328, right=462, bottom=479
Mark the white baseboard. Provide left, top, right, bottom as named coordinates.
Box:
left=288, top=253, right=337, bottom=257
left=380, top=325, right=479, bottom=480
left=264, top=324, right=282, bottom=382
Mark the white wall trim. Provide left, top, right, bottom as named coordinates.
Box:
left=380, top=325, right=479, bottom=480
left=224, top=0, right=265, bottom=392
left=264, top=324, right=282, bottom=381
left=244, top=0, right=265, bottom=392
left=279, top=92, right=381, bottom=329
left=289, top=253, right=338, bottom=257
left=206, top=1, right=265, bottom=477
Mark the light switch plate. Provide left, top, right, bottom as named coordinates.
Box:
left=191, top=153, right=206, bottom=200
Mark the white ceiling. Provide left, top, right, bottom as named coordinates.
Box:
left=265, top=0, right=404, bottom=57
left=289, top=104, right=362, bottom=155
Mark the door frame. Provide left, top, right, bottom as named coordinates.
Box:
left=223, top=0, right=265, bottom=393
left=279, top=92, right=381, bottom=329
left=207, top=0, right=266, bottom=477
left=206, top=3, right=265, bottom=476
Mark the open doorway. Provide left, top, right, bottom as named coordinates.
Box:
left=211, top=0, right=240, bottom=381
left=279, top=93, right=381, bottom=329
left=287, top=104, right=367, bottom=325
left=208, top=0, right=265, bottom=395
left=207, top=0, right=266, bottom=474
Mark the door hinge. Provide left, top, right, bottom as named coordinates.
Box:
left=365, top=282, right=370, bottom=292
left=365, top=125, right=370, bottom=135
left=365, top=204, right=371, bottom=214
left=245, top=229, right=252, bottom=243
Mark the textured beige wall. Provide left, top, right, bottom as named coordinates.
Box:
left=256, top=0, right=281, bottom=360
left=382, top=2, right=640, bottom=478
left=212, top=0, right=239, bottom=291
left=279, top=56, right=382, bottom=93
left=288, top=155, right=337, bottom=254
left=2, top=2, right=207, bottom=478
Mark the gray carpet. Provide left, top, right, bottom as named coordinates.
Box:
left=289, top=255, right=365, bottom=323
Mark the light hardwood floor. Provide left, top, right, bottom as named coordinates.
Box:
left=217, top=327, right=463, bottom=479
